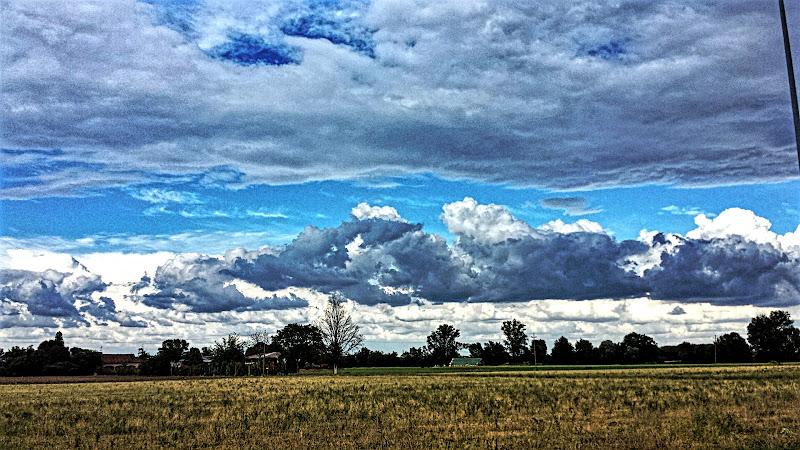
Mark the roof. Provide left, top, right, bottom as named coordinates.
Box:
left=102, top=354, right=140, bottom=364
left=450, top=357, right=482, bottom=366
left=246, top=352, right=281, bottom=359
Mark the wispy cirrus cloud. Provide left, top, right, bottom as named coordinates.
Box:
left=540, top=197, right=603, bottom=216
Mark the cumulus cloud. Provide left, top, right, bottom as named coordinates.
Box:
left=441, top=197, right=537, bottom=244
left=121, top=201, right=799, bottom=309
left=538, top=219, right=607, bottom=235
left=2, top=0, right=797, bottom=199
left=134, top=253, right=308, bottom=313
left=0, top=261, right=148, bottom=328
left=350, top=202, right=407, bottom=222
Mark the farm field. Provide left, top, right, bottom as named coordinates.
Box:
left=1, top=365, right=799, bottom=449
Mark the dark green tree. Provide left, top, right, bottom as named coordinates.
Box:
left=183, top=347, right=205, bottom=366
left=597, top=340, right=621, bottom=364
left=467, top=341, right=509, bottom=366
left=530, top=339, right=548, bottom=365
left=501, top=319, right=528, bottom=362
left=273, top=324, right=324, bottom=373
left=157, top=339, right=189, bottom=364
left=36, top=331, right=74, bottom=375
left=574, top=339, right=595, bottom=364
left=747, top=310, right=800, bottom=362
left=1, top=346, right=38, bottom=376
left=550, top=336, right=575, bottom=365
left=716, top=332, right=752, bottom=363
left=400, top=346, right=429, bottom=367
left=69, top=347, right=102, bottom=375
left=620, top=332, right=659, bottom=363
left=211, top=334, right=247, bottom=375
left=426, top=324, right=463, bottom=365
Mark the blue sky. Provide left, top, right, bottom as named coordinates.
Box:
left=1, top=0, right=799, bottom=353
left=3, top=175, right=800, bottom=254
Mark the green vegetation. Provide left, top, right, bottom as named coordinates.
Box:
left=1, top=365, right=799, bottom=449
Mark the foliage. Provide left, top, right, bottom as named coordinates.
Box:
left=467, top=341, right=509, bottom=366
left=317, top=293, right=363, bottom=366
left=574, top=339, right=595, bottom=364
left=620, top=332, right=659, bottom=363
left=747, top=310, right=800, bottom=362
left=273, top=324, right=324, bottom=373
left=157, top=339, right=190, bottom=364
left=399, top=346, right=429, bottom=367
left=426, top=324, right=463, bottom=365
left=346, top=347, right=400, bottom=367
left=530, top=339, right=548, bottom=365
left=211, top=334, right=246, bottom=375
left=0, top=333, right=102, bottom=376
left=501, top=319, right=528, bottom=362
left=550, top=336, right=575, bottom=365
left=716, top=332, right=752, bottom=363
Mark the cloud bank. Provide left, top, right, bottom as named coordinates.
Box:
left=2, top=0, right=798, bottom=200
left=133, top=200, right=800, bottom=310
left=2, top=200, right=798, bottom=351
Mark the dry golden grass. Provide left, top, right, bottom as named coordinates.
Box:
left=1, top=365, right=799, bottom=449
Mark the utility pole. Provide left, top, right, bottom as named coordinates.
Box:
left=779, top=0, right=800, bottom=170
left=714, top=335, right=717, bottom=365
left=532, top=334, right=537, bottom=367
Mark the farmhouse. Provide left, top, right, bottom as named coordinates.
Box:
left=449, top=357, right=482, bottom=367
left=101, top=353, right=141, bottom=372
left=246, top=351, right=282, bottom=373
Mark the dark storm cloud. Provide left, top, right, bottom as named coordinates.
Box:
left=140, top=201, right=800, bottom=309
left=0, top=268, right=142, bottom=327
left=2, top=0, right=798, bottom=199
left=646, top=236, right=800, bottom=307
left=139, top=254, right=309, bottom=312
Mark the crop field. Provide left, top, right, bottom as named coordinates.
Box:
left=1, top=365, right=799, bottom=449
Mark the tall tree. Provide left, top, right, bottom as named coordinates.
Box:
left=318, top=293, right=363, bottom=368
left=248, top=330, right=271, bottom=375
left=716, top=332, right=751, bottom=363
left=747, top=310, right=800, bottom=362
left=426, top=324, right=463, bottom=365
left=158, top=339, right=189, bottom=364
left=211, top=334, right=246, bottom=375
left=597, top=340, right=621, bottom=364
left=574, top=339, right=595, bottom=365
left=550, top=336, right=575, bottom=365
left=501, top=319, right=528, bottom=362
left=530, top=339, right=548, bottom=365
left=620, top=332, right=659, bottom=364
left=273, top=323, right=324, bottom=373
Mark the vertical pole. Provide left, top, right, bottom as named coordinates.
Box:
left=532, top=334, right=537, bottom=367
left=714, top=335, right=717, bottom=364
left=779, top=0, right=800, bottom=170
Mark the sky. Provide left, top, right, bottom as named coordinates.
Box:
left=1, top=0, right=800, bottom=354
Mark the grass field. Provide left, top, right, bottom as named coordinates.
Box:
left=1, top=365, right=799, bottom=449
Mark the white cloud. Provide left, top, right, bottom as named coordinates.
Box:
left=350, top=202, right=407, bottom=222
left=441, top=197, right=537, bottom=244
left=131, top=188, right=202, bottom=204
left=538, top=219, right=607, bottom=235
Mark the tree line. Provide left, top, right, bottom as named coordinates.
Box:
left=1, top=304, right=798, bottom=377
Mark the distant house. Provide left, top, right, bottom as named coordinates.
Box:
left=246, top=352, right=282, bottom=373
left=450, top=357, right=482, bottom=367
left=101, top=354, right=141, bottom=372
